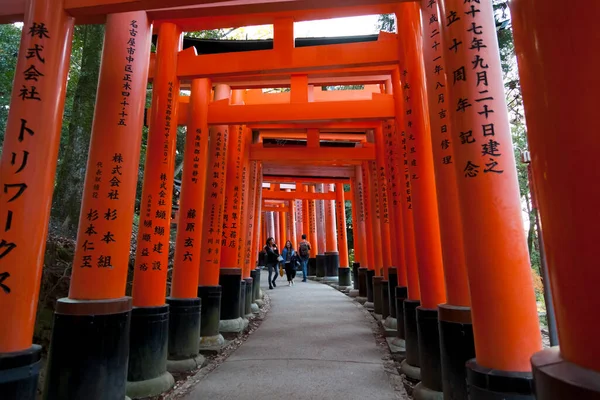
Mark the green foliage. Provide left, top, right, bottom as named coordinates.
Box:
left=0, top=23, right=22, bottom=152
left=376, top=14, right=395, bottom=33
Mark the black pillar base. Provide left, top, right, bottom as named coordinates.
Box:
left=381, top=280, right=390, bottom=319
left=239, top=280, right=247, bottom=320
left=352, top=262, right=360, bottom=289
left=316, top=255, right=326, bottom=278
left=244, top=278, right=253, bottom=316
left=0, top=345, right=41, bottom=400
left=324, top=251, right=340, bottom=279
left=358, top=267, right=368, bottom=297
left=395, top=287, right=408, bottom=340
left=166, top=297, right=201, bottom=362
left=127, top=305, right=174, bottom=398
left=404, top=299, right=421, bottom=369
left=43, top=297, right=131, bottom=400
left=338, top=267, right=351, bottom=287
left=373, top=276, right=384, bottom=315
left=366, top=269, right=375, bottom=302
left=197, top=285, right=222, bottom=338
left=532, top=347, right=600, bottom=400
left=308, top=257, right=317, bottom=276
left=467, top=359, right=535, bottom=399
left=219, top=268, right=242, bottom=321
left=439, top=304, right=475, bottom=400
left=416, top=307, right=443, bottom=393
left=388, top=268, right=398, bottom=318
left=128, top=305, right=170, bottom=380
left=251, top=269, right=260, bottom=302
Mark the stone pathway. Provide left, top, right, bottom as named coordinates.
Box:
left=183, top=273, right=399, bottom=400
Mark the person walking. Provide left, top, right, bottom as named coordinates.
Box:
left=281, top=240, right=298, bottom=286
left=263, top=237, right=280, bottom=290
left=298, top=234, right=312, bottom=282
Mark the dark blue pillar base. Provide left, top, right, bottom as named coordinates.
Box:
left=358, top=267, right=368, bottom=297
left=338, top=267, right=351, bottom=287
left=388, top=268, right=398, bottom=318
left=43, top=297, right=131, bottom=400
left=381, top=279, right=390, bottom=319
left=404, top=299, right=421, bottom=369
left=0, top=345, right=41, bottom=400
left=244, top=278, right=253, bottom=316
left=251, top=269, right=260, bottom=301
left=352, top=262, right=360, bottom=289
left=219, top=268, right=242, bottom=320
left=308, top=257, right=317, bottom=276
left=395, top=286, right=408, bottom=340
left=373, top=276, right=384, bottom=315
left=197, top=285, right=222, bottom=338
left=416, top=307, right=443, bottom=393
left=127, top=305, right=171, bottom=384
left=316, top=255, right=326, bottom=278
left=439, top=304, right=475, bottom=400
left=366, top=269, right=375, bottom=302
left=166, top=297, right=201, bottom=362
left=324, top=251, right=340, bottom=278
left=467, top=359, right=534, bottom=399
left=532, top=347, right=600, bottom=400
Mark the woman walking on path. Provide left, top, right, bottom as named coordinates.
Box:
left=281, top=240, right=298, bottom=286
left=263, top=237, right=280, bottom=290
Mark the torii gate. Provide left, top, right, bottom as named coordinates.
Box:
left=0, top=1, right=597, bottom=400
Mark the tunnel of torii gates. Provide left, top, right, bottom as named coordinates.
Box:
left=0, top=0, right=597, bottom=399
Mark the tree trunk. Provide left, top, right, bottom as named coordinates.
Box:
left=52, top=25, right=104, bottom=236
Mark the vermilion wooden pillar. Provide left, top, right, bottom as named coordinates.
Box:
left=395, top=5, right=448, bottom=396
left=374, top=126, right=393, bottom=280
left=323, top=184, right=339, bottom=282
left=168, top=78, right=211, bottom=372
left=335, top=183, right=351, bottom=288
left=315, top=184, right=327, bottom=280
left=218, top=89, right=247, bottom=333
left=353, top=167, right=369, bottom=301
left=307, top=185, right=318, bottom=277
left=510, top=2, right=600, bottom=398
left=197, top=84, right=231, bottom=349
left=437, top=1, right=542, bottom=398
left=367, top=157, right=385, bottom=315
left=288, top=195, right=298, bottom=249
left=419, top=0, right=474, bottom=397
left=127, top=22, right=181, bottom=396
left=0, top=1, right=72, bottom=398
left=42, top=12, right=147, bottom=400
left=362, top=162, right=377, bottom=310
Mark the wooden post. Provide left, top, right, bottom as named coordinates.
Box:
left=42, top=11, right=148, bottom=400
left=438, top=0, right=541, bottom=396
left=510, top=1, right=599, bottom=397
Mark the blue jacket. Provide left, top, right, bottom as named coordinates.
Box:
left=281, top=248, right=296, bottom=263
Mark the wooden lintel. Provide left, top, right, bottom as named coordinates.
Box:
left=250, top=144, right=375, bottom=162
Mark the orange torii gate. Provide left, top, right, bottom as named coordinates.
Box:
left=0, top=1, right=596, bottom=400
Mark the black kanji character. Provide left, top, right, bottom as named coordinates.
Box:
left=4, top=183, right=27, bottom=202
left=26, top=44, right=45, bottom=63
left=154, top=226, right=165, bottom=236
left=23, top=65, right=44, bottom=81
left=446, top=10, right=461, bottom=26
left=101, top=231, right=116, bottom=244
left=472, top=54, right=489, bottom=69
left=470, top=37, right=487, bottom=52
left=449, top=38, right=463, bottom=53
left=482, top=139, right=502, bottom=156
left=18, top=119, right=34, bottom=142
left=183, top=251, right=193, bottom=261
left=467, top=22, right=483, bottom=35
left=82, top=240, right=95, bottom=251
left=85, top=224, right=98, bottom=236
left=153, top=242, right=164, bottom=254
left=453, top=66, right=466, bottom=84
left=482, top=123, right=495, bottom=136
left=476, top=71, right=489, bottom=87
left=442, top=156, right=453, bottom=165
left=478, top=105, right=494, bottom=119
left=18, top=85, right=41, bottom=101
left=11, top=150, right=29, bottom=173
left=456, top=98, right=472, bottom=112
left=465, top=5, right=481, bottom=18
left=0, top=271, right=11, bottom=293
left=484, top=158, right=504, bottom=174
left=441, top=139, right=450, bottom=149
left=28, top=22, right=50, bottom=39
left=104, top=208, right=117, bottom=221
left=460, top=130, right=476, bottom=144
left=464, top=161, right=480, bottom=177
left=0, top=240, right=16, bottom=259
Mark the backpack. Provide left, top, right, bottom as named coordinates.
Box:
left=299, top=241, right=310, bottom=258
